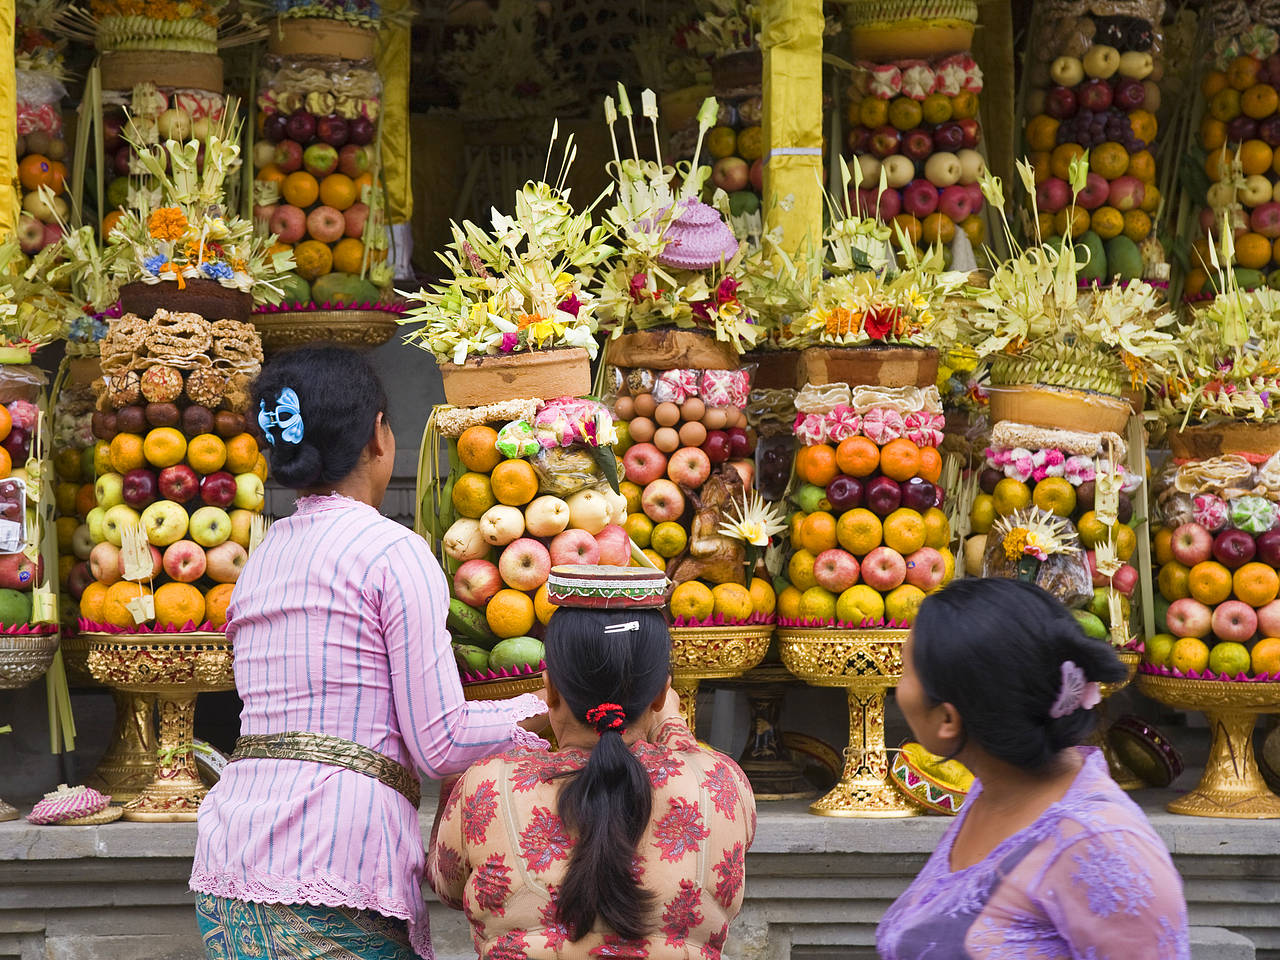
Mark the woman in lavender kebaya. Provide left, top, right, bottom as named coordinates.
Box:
left=190, top=346, right=548, bottom=960
left=878, top=578, right=1190, bottom=960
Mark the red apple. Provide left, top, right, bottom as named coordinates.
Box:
left=163, top=540, right=208, bottom=583
left=901, top=128, right=934, bottom=162
left=302, top=143, right=339, bottom=178
left=89, top=541, right=123, bottom=586
left=285, top=111, right=316, bottom=143
left=826, top=475, right=864, bottom=512
left=937, top=184, right=974, bottom=223
left=667, top=446, right=712, bottom=487
left=900, top=477, right=936, bottom=512
left=1077, top=172, right=1110, bottom=210
left=1171, top=523, right=1213, bottom=566
left=932, top=121, right=964, bottom=152
left=902, top=179, right=939, bottom=219
left=269, top=205, right=307, bottom=244
left=68, top=561, right=94, bottom=599
left=1113, top=77, right=1146, bottom=110
left=814, top=548, right=860, bottom=592
left=497, top=538, right=552, bottom=590
left=343, top=202, right=369, bottom=239
left=158, top=464, right=200, bottom=503
left=338, top=144, right=372, bottom=178
left=1255, top=527, right=1280, bottom=568
left=306, top=205, right=345, bottom=243
left=200, top=471, right=237, bottom=508
left=1166, top=597, right=1212, bottom=638
left=594, top=524, right=632, bottom=566
left=1078, top=78, right=1114, bottom=111
left=861, top=546, right=907, bottom=591
left=549, top=528, right=601, bottom=566
left=1044, top=85, right=1079, bottom=118
left=711, top=157, right=749, bottom=192
left=640, top=479, right=685, bottom=523
left=869, top=125, right=901, bottom=159
left=904, top=547, right=947, bottom=590
left=749, top=158, right=764, bottom=192
left=316, top=114, right=349, bottom=147
left=622, top=443, right=666, bottom=486
left=1257, top=598, right=1280, bottom=635
left=1212, top=600, right=1259, bottom=643
left=348, top=116, right=375, bottom=146
left=703, top=430, right=731, bottom=464
left=206, top=541, right=248, bottom=584
left=454, top=558, right=503, bottom=607
left=865, top=476, right=902, bottom=517
left=1036, top=177, right=1071, bottom=214
left=1112, top=562, right=1139, bottom=598
left=0, top=553, right=40, bottom=591
left=1213, top=528, right=1256, bottom=569
left=956, top=117, right=980, bottom=148
left=273, top=139, right=303, bottom=173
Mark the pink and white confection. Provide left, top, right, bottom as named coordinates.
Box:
left=701, top=368, right=750, bottom=407
left=903, top=411, right=944, bottom=449
left=1063, top=455, right=1095, bottom=486
left=900, top=61, right=938, bottom=100
left=1193, top=494, right=1229, bottom=533
left=652, top=369, right=697, bottom=404
left=868, top=64, right=903, bottom=99
left=6, top=400, right=37, bottom=432
left=1004, top=447, right=1035, bottom=484
left=825, top=406, right=862, bottom=443
left=862, top=407, right=905, bottom=444
left=27, top=784, right=110, bottom=825
left=794, top=413, right=827, bottom=446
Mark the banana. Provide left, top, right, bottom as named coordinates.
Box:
left=447, top=598, right=499, bottom=649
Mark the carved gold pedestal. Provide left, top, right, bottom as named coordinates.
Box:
left=1138, top=674, right=1280, bottom=819
left=714, top=664, right=818, bottom=800
left=86, top=632, right=234, bottom=822
left=778, top=628, right=918, bottom=818
left=61, top=633, right=157, bottom=802
left=1089, top=650, right=1143, bottom=791
left=669, top=626, right=773, bottom=735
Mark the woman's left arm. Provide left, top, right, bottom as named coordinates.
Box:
left=1037, top=828, right=1190, bottom=960
left=379, top=535, right=548, bottom=779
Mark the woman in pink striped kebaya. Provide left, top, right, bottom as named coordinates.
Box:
left=191, top=346, right=548, bottom=960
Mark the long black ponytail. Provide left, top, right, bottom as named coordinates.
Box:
left=543, top=607, right=671, bottom=942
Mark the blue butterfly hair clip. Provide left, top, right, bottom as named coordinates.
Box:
left=258, top=387, right=305, bottom=445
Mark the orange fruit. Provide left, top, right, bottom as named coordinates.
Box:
left=916, top=446, right=942, bottom=483
left=155, top=581, right=206, bottom=629
left=1157, top=560, right=1191, bottom=601
left=1199, top=116, right=1226, bottom=152
left=1274, top=236, right=1280, bottom=266
left=452, top=472, right=497, bottom=518
left=1153, top=527, right=1175, bottom=566
left=1205, top=146, right=1236, bottom=181
left=922, top=507, right=949, bottom=548
left=1239, top=139, right=1274, bottom=176
left=1188, top=560, right=1233, bottom=606
left=836, top=436, right=880, bottom=478
left=796, top=444, right=838, bottom=486
left=458, top=426, right=503, bottom=473
left=293, top=240, right=333, bottom=282
left=879, top=437, right=921, bottom=482
left=711, top=582, right=754, bottom=622
left=319, top=173, right=358, bottom=211
left=268, top=241, right=293, bottom=259
left=1091, top=206, right=1124, bottom=240
left=75, top=483, right=96, bottom=518
left=749, top=577, right=776, bottom=616
left=788, top=549, right=818, bottom=591
left=256, top=163, right=287, bottom=187
left=109, top=432, right=146, bottom=473
left=789, top=511, right=806, bottom=543
left=1243, top=83, right=1279, bottom=119
left=1128, top=109, right=1157, bottom=144
left=486, top=588, right=535, bottom=639
left=799, top=511, right=838, bottom=554
left=951, top=90, right=979, bottom=119
left=281, top=171, right=320, bottom=207
left=1139, top=184, right=1161, bottom=213
left=103, top=581, right=151, bottom=628
left=352, top=172, right=374, bottom=197
left=534, top=582, right=558, bottom=625
left=1126, top=149, right=1156, bottom=183
left=1235, top=232, right=1273, bottom=270
left=101, top=210, right=124, bottom=239
left=892, top=214, right=922, bottom=247
left=1091, top=142, right=1130, bottom=180
left=1025, top=115, right=1060, bottom=153
left=331, top=237, right=365, bottom=274
left=883, top=508, right=926, bottom=554
left=0, top=406, right=10, bottom=443
left=1234, top=562, right=1280, bottom=608
left=490, top=458, right=538, bottom=506
left=1209, top=87, right=1242, bottom=122
left=205, top=583, right=235, bottom=628
left=222, top=434, right=259, bottom=474
left=142, top=427, right=187, bottom=469
left=1122, top=210, right=1151, bottom=243
left=0, top=446, right=17, bottom=479
left=859, top=97, right=889, bottom=128
left=778, top=585, right=803, bottom=621
left=186, top=434, right=228, bottom=474
left=1049, top=142, right=1086, bottom=181
left=1029, top=151, right=1051, bottom=183
left=921, top=213, right=956, bottom=245
left=1201, top=70, right=1229, bottom=99
left=79, top=581, right=109, bottom=623
left=253, top=453, right=269, bottom=482
left=18, top=154, right=52, bottom=191
left=836, top=507, right=882, bottom=556
left=1053, top=207, right=1091, bottom=239
left=1252, top=637, right=1280, bottom=676
left=46, top=160, right=67, bottom=192
left=1228, top=56, right=1262, bottom=91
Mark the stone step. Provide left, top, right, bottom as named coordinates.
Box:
left=1191, top=926, right=1256, bottom=960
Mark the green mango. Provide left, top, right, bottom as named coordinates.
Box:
left=1072, top=609, right=1107, bottom=641
left=1076, top=231, right=1107, bottom=283
left=278, top=274, right=311, bottom=306
left=311, top=272, right=381, bottom=308
left=0, top=589, right=32, bottom=627
left=1104, top=235, right=1142, bottom=283
left=453, top=643, right=490, bottom=673
left=489, top=636, right=545, bottom=671
left=1233, top=267, right=1264, bottom=291
left=728, top=190, right=760, bottom=216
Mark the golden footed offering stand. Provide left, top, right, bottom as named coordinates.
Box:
left=777, top=628, right=919, bottom=818
left=61, top=633, right=156, bottom=802
left=669, top=626, right=773, bottom=735
left=1089, top=650, right=1143, bottom=792
left=86, top=632, right=234, bottom=822
left=1138, top=674, right=1280, bottom=819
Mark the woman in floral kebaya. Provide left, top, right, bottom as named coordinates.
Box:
left=427, top=607, right=756, bottom=959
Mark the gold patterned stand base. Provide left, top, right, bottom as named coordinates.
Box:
left=778, top=628, right=919, bottom=818
left=85, top=632, right=234, bottom=822
left=254, top=310, right=399, bottom=352
left=1091, top=651, right=1143, bottom=791
left=461, top=672, right=545, bottom=702
left=713, top=664, right=819, bottom=800
left=670, top=625, right=773, bottom=735
left=1138, top=675, right=1280, bottom=819
left=0, top=798, right=16, bottom=822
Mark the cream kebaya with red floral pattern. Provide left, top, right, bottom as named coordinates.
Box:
left=427, top=717, right=756, bottom=959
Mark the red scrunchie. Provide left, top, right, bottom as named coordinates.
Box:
left=584, top=702, right=627, bottom=734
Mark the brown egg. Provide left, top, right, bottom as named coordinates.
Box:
left=734, top=409, right=749, bottom=429
left=613, top=395, right=635, bottom=419
left=628, top=416, right=655, bottom=443
left=655, top=401, right=681, bottom=427
left=634, top=393, right=657, bottom=417
left=680, top=397, right=706, bottom=422
left=653, top=426, right=681, bottom=453
left=678, top=421, right=707, bottom=447
left=703, top=407, right=728, bottom=430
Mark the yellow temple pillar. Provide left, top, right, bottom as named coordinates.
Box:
left=0, top=0, right=17, bottom=237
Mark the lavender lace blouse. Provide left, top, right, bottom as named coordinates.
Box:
left=877, top=748, right=1190, bottom=960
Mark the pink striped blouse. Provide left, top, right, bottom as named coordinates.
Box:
left=190, top=494, right=546, bottom=958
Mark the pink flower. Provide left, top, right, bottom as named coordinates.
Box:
left=557, top=295, right=582, bottom=317
left=863, top=306, right=898, bottom=341
left=500, top=331, right=519, bottom=352
left=715, top=276, right=741, bottom=304
left=629, top=272, right=649, bottom=302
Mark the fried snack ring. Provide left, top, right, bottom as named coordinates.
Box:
left=794, top=382, right=851, bottom=415
left=150, top=309, right=213, bottom=357
left=990, top=421, right=1127, bottom=460
left=1174, top=455, right=1254, bottom=496
left=849, top=384, right=943, bottom=416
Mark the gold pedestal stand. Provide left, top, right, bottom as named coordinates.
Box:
left=86, top=632, right=234, bottom=822
left=669, top=626, right=773, bottom=734
left=1138, top=674, right=1280, bottom=819
left=1089, top=650, right=1143, bottom=791
left=61, top=633, right=156, bottom=802
left=777, top=628, right=918, bottom=818
left=461, top=673, right=546, bottom=701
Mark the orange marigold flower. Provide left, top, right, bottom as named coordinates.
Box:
left=517, top=313, right=539, bottom=331
left=148, top=207, right=188, bottom=242
left=824, top=306, right=859, bottom=337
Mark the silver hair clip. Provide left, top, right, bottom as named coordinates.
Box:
left=603, top=621, right=640, bottom=634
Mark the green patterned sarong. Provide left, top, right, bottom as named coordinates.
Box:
left=195, top=893, right=421, bottom=960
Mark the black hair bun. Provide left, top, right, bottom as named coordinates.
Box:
left=268, top=440, right=323, bottom=489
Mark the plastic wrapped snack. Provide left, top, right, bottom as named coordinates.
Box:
left=982, top=509, right=1093, bottom=610
left=495, top=420, right=539, bottom=459
left=532, top=397, right=616, bottom=449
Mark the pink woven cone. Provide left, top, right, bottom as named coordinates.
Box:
left=656, top=200, right=740, bottom=271
left=27, top=784, right=110, bottom=824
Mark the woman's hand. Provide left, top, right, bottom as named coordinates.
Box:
left=518, top=687, right=551, bottom=736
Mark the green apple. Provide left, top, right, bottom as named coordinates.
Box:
left=1072, top=609, right=1107, bottom=640
left=793, top=483, right=828, bottom=514
left=233, top=473, right=265, bottom=511
left=189, top=505, right=232, bottom=548
left=103, top=503, right=142, bottom=547
left=139, top=500, right=187, bottom=547
left=86, top=507, right=107, bottom=544
left=95, top=472, right=125, bottom=509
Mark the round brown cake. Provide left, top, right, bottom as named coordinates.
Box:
left=546, top=565, right=670, bottom=609
left=119, top=279, right=252, bottom=324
